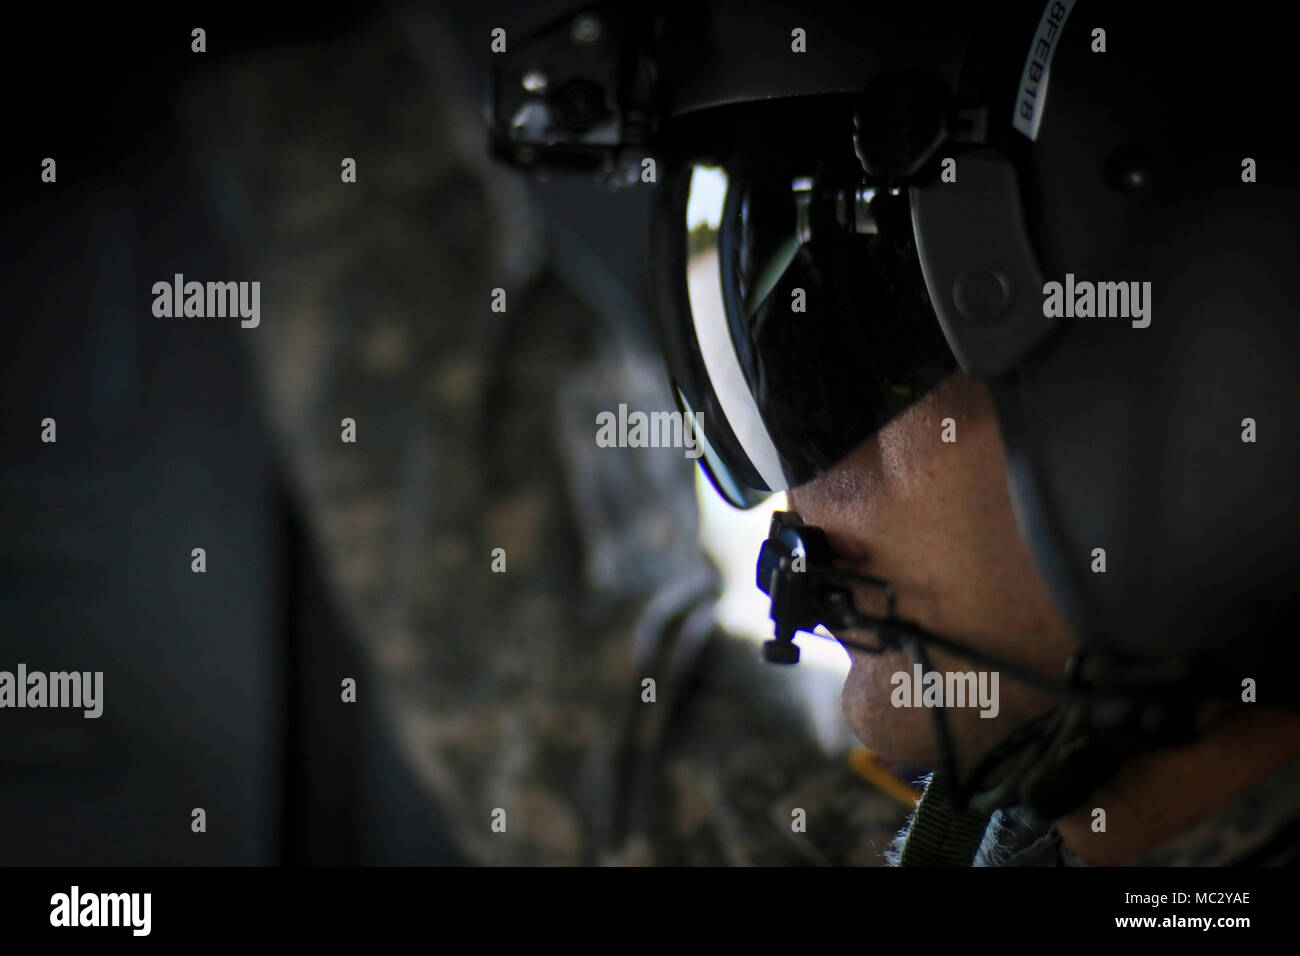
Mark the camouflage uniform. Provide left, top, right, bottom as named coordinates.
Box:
left=177, top=5, right=909, bottom=865
left=992, top=747, right=1300, bottom=866
left=893, top=749, right=1300, bottom=866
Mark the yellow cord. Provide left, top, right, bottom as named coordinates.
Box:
left=848, top=746, right=923, bottom=808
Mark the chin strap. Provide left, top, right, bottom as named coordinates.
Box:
left=897, top=772, right=993, bottom=867
left=756, top=510, right=1228, bottom=825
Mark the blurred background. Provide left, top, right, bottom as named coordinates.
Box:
left=0, top=1, right=910, bottom=865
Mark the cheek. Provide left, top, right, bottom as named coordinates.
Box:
left=793, top=376, right=1078, bottom=756
left=803, top=377, right=997, bottom=541
left=841, top=647, right=934, bottom=759
left=822, top=392, right=1011, bottom=619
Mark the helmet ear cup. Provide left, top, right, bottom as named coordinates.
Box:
left=992, top=4, right=1300, bottom=661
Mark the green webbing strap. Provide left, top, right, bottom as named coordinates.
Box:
left=897, top=773, right=992, bottom=867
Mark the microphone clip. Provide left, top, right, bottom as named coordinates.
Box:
left=756, top=510, right=896, bottom=663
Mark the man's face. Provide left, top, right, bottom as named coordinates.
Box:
left=786, top=372, right=1078, bottom=771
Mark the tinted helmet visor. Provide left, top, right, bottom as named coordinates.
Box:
left=650, top=96, right=957, bottom=508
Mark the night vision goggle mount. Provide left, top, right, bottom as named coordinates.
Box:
left=488, top=6, right=661, bottom=185
left=488, top=4, right=982, bottom=190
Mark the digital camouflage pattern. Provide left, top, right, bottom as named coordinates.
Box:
left=987, top=746, right=1300, bottom=866
left=176, top=5, right=911, bottom=865
left=890, top=749, right=1300, bottom=866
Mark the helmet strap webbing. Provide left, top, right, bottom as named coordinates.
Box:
left=897, top=772, right=992, bottom=866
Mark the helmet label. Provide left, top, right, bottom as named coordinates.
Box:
left=1013, top=0, right=1078, bottom=141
